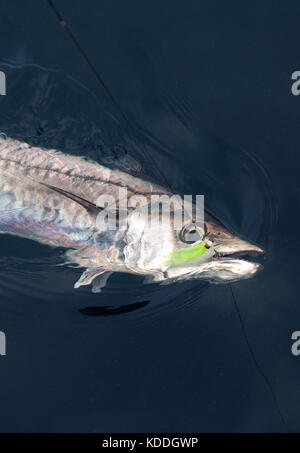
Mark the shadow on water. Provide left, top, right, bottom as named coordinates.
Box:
left=80, top=301, right=150, bottom=316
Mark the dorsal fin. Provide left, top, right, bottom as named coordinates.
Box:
left=40, top=182, right=102, bottom=215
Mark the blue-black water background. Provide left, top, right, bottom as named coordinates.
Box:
left=0, top=0, right=299, bottom=432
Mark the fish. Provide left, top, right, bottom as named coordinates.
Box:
left=0, top=136, right=264, bottom=292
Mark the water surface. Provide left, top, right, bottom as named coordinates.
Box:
left=0, top=0, right=299, bottom=433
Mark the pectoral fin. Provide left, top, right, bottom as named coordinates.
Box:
left=74, top=268, right=109, bottom=289
left=91, top=271, right=113, bottom=293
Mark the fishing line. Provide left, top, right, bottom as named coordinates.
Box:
left=47, top=0, right=287, bottom=431
left=229, top=283, right=290, bottom=432
left=47, top=0, right=174, bottom=193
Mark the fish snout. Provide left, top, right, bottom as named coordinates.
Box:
left=213, top=234, right=265, bottom=257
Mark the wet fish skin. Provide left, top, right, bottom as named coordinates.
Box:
left=0, top=137, right=164, bottom=205
left=0, top=136, right=164, bottom=249
left=0, top=137, right=264, bottom=291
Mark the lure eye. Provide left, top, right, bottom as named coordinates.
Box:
left=179, top=223, right=203, bottom=243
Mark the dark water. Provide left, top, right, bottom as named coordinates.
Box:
left=0, top=0, right=299, bottom=432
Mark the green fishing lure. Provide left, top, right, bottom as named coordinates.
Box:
left=166, top=239, right=214, bottom=266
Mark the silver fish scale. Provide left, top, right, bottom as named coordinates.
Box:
left=0, top=172, right=96, bottom=248
left=0, top=138, right=166, bottom=208
left=0, top=137, right=166, bottom=250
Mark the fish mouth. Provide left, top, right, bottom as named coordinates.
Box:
left=205, top=212, right=265, bottom=259
left=206, top=234, right=265, bottom=283
left=200, top=235, right=264, bottom=283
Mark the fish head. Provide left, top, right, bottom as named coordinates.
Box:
left=164, top=211, right=264, bottom=283
left=125, top=207, right=264, bottom=284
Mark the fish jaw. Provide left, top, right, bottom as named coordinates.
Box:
left=196, top=258, right=263, bottom=283
left=165, top=258, right=263, bottom=283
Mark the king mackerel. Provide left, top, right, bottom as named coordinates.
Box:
left=0, top=136, right=264, bottom=292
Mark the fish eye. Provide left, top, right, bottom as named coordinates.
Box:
left=179, top=223, right=203, bottom=243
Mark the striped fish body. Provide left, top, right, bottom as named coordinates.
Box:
left=0, top=136, right=264, bottom=291
left=0, top=137, right=165, bottom=249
